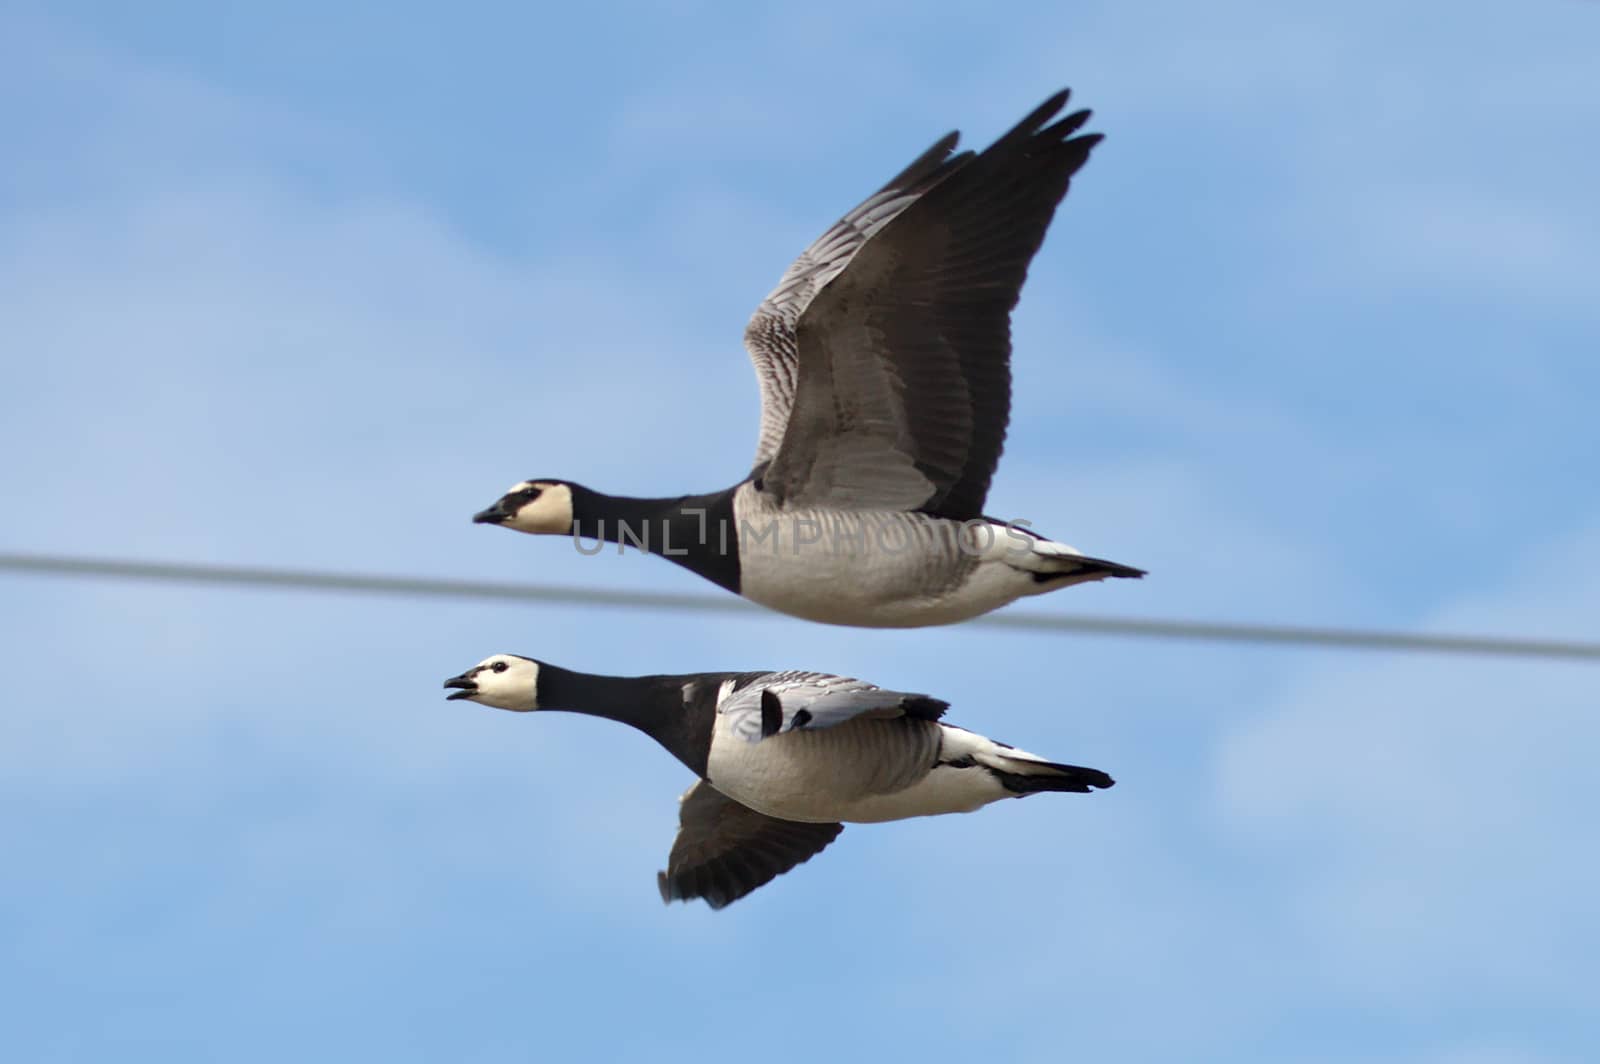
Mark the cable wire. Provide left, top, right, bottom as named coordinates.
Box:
left=3, top=550, right=1596, bottom=662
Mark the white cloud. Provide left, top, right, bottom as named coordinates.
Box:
left=1216, top=522, right=1600, bottom=1010
left=1419, top=1044, right=1572, bottom=1064
left=1324, top=184, right=1598, bottom=311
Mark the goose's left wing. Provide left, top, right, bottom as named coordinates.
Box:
left=657, top=781, right=843, bottom=910
left=761, top=90, right=1102, bottom=520
left=743, top=130, right=972, bottom=470
left=721, top=672, right=949, bottom=743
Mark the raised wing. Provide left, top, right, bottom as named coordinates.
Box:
left=657, top=781, right=842, bottom=910
left=721, top=671, right=948, bottom=744
left=760, top=90, right=1102, bottom=520
left=743, top=131, right=972, bottom=470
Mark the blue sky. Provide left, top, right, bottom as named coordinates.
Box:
left=2, top=2, right=1597, bottom=1060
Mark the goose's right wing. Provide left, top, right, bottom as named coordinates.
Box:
left=742, top=132, right=973, bottom=469
left=720, top=671, right=949, bottom=743
left=657, top=781, right=843, bottom=910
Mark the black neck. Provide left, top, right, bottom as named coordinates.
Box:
left=567, top=485, right=740, bottom=593
left=535, top=665, right=712, bottom=776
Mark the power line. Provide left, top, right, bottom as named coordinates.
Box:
left=2, top=550, right=1596, bottom=663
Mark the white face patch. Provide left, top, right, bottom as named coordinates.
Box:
left=458, top=655, right=541, bottom=711
left=504, top=482, right=575, bottom=536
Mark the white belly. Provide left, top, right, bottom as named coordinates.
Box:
left=731, top=488, right=1040, bottom=628
left=825, top=766, right=1003, bottom=823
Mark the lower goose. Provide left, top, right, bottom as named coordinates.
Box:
left=443, top=654, right=1114, bottom=909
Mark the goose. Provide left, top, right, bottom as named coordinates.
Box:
left=443, top=653, right=1114, bottom=910
left=472, top=88, right=1144, bottom=628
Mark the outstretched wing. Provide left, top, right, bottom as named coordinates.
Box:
left=657, top=781, right=843, bottom=910
left=759, top=90, right=1102, bottom=520
left=743, top=131, right=972, bottom=469
left=720, top=671, right=948, bottom=744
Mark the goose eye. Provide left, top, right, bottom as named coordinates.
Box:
left=491, top=662, right=509, bottom=673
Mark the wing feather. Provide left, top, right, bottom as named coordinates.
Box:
left=762, top=90, right=1101, bottom=518
left=721, top=672, right=948, bottom=744
left=742, top=131, right=972, bottom=469
left=657, top=781, right=842, bottom=910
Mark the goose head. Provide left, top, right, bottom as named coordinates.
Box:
left=443, top=654, right=542, bottom=711
left=472, top=480, right=575, bottom=535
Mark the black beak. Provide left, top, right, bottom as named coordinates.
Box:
left=472, top=499, right=512, bottom=525
left=443, top=674, right=479, bottom=701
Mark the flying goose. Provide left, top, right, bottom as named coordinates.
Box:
left=443, top=654, right=1114, bottom=909
left=473, top=89, right=1143, bottom=627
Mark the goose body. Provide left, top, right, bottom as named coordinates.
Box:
left=729, top=484, right=1133, bottom=627
left=444, top=654, right=1114, bottom=909
left=473, top=89, right=1143, bottom=628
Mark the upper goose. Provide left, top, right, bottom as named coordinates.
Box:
left=473, top=89, right=1143, bottom=628
left=443, top=653, right=1114, bottom=910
